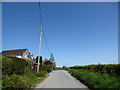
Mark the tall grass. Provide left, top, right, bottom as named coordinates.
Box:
left=69, top=69, right=120, bottom=89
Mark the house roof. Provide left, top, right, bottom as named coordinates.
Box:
left=44, top=60, right=53, bottom=65
left=1, top=49, right=28, bottom=56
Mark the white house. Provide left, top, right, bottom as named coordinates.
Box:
left=1, top=49, right=33, bottom=60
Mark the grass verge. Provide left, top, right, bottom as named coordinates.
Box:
left=2, top=72, right=48, bottom=89
left=69, top=69, right=120, bottom=89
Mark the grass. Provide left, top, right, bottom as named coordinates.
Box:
left=69, top=69, right=120, bottom=89
left=24, top=73, right=45, bottom=88
left=2, top=72, right=47, bottom=89
left=25, top=69, right=48, bottom=88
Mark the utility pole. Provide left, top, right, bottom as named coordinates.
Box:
left=37, top=26, right=43, bottom=73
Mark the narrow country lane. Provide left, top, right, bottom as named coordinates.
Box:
left=35, top=70, right=88, bottom=88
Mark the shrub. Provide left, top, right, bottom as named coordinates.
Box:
left=2, top=73, right=45, bottom=89
left=69, top=69, right=120, bottom=89
left=35, top=70, right=48, bottom=77
left=2, top=56, right=31, bottom=75
left=70, top=64, right=120, bottom=76
left=2, top=74, right=31, bottom=89
left=25, top=74, right=43, bottom=88
left=2, top=56, right=49, bottom=89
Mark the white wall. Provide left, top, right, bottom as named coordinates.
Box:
left=22, top=54, right=28, bottom=59
left=16, top=56, right=22, bottom=58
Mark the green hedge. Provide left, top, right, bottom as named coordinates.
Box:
left=70, top=64, right=120, bottom=76
left=35, top=71, right=48, bottom=77
left=2, top=56, right=31, bottom=75
left=2, top=74, right=30, bottom=88
left=69, top=69, right=120, bottom=88
left=1, top=56, right=48, bottom=89
left=2, top=74, right=43, bottom=89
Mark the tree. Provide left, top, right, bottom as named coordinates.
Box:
left=36, top=56, right=42, bottom=66
left=49, top=53, right=56, bottom=70
left=49, top=53, right=55, bottom=62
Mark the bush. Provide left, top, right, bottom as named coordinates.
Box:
left=35, top=70, right=48, bottom=77
left=45, top=64, right=55, bottom=70
left=2, top=74, right=31, bottom=88
left=69, top=69, right=120, bottom=89
left=70, top=64, right=120, bottom=76
left=1, top=56, right=49, bottom=89
left=2, top=73, right=45, bottom=89
left=2, top=56, right=31, bottom=75
left=25, top=74, right=43, bottom=88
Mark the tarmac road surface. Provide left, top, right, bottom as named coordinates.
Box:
left=36, top=70, right=88, bottom=88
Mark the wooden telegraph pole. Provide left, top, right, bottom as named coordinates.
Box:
left=37, top=26, right=43, bottom=73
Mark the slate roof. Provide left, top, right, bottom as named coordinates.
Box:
left=1, top=49, right=28, bottom=56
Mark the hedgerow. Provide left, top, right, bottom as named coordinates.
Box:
left=69, top=69, right=120, bottom=89
left=2, top=56, right=31, bottom=75
left=1, top=55, right=48, bottom=89
left=69, top=64, right=120, bottom=76
left=2, top=74, right=30, bottom=88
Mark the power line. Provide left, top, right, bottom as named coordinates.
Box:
left=38, top=1, right=43, bottom=27
left=38, top=1, right=52, bottom=55
left=43, top=31, right=51, bottom=54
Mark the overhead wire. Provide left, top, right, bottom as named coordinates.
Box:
left=38, top=1, right=51, bottom=55
left=38, top=0, right=43, bottom=26
left=43, top=32, right=51, bottom=54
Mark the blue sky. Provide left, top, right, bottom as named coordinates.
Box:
left=2, top=2, right=118, bottom=67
